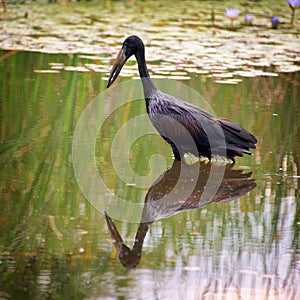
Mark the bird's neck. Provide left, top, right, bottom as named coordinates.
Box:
left=135, top=49, right=156, bottom=102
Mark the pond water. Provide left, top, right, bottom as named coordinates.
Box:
left=0, top=49, right=299, bottom=299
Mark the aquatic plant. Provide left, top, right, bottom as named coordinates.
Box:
left=286, top=0, right=300, bottom=26
left=286, top=0, right=300, bottom=8
left=245, top=15, right=253, bottom=25
left=211, top=8, right=215, bottom=26
left=271, top=16, right=280, bottom=29
left=225, top=8, right=240, bottom=27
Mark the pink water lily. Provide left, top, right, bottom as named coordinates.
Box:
left=271, top=16, right=280, bottom=29
left=245, top=15, right=253, bottom=25
left=286, top=0, right=300, bottom=26
left=225, top=8, right=240, bottom=20
left=225, top=8, right=240, bottom=27
left=286, top=0, right=300, bottom=8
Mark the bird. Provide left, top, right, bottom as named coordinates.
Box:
left=106, top=35, right=257, bottom=163
left=105, top=161, right=256, bottom=268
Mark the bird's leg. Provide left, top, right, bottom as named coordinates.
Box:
left=171, top=144, right=182, bottom=161
left=173, top=150, right=182, bottom=161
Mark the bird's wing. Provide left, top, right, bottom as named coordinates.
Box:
left=166, top=93, right=257, bottom=152
left=150, top=91, right=257, bottom=156
left=150, top=92, right=221, bottom=148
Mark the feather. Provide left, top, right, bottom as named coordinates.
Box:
left=148, top=90, right=257, bottom=160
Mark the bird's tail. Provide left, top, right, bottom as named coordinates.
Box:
left=218, top=118, right=257, bottom=157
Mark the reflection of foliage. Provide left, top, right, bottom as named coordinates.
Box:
left=0, top=46, right=299, bottom=298
left=194, top=71, right=300, bottom=172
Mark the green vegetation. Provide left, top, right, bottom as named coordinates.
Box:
left=0, top=50, right=299, bottom=298
left=0, top=0, right=299, bottom=298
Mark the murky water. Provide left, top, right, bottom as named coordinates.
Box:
left=0, top=49, right=299, bottom=299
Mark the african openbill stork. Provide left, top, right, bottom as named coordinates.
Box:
left=107, top=35, right=257, bottom=163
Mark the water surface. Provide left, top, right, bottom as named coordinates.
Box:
left=0, top=49, right=299, bottom=299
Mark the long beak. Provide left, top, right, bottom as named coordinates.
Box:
left=106, top=47, right=127, bottom=88
left=104, top=212, right=126, bottom=255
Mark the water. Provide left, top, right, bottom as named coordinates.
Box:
left=0, top=50, right=299, bottom=299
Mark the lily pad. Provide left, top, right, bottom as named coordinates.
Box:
left=34, top=69, right=60, bottom=74
left=0, top=1, right=299, bottom=81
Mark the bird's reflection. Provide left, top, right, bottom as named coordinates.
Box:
left=105, top=161, right=256, bottom=269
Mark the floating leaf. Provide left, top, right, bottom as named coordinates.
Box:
left=34, top=69, right=60, bottom=74
left=209, top=73, right=233, bottom=79
left=276, top=65, right=300, bottom=73
left=166, top=75, right=191, bottom=80
left=78, top=55, right=102, bottom=60
left=0, top=1, right=299, bottom=82
left=64, top=66, right=90, bottom=72
left=260, top=72, right=278, bottom=77
left=183, top=266, right=201, bottom=271
left=215, top=79, right=242, bottom=84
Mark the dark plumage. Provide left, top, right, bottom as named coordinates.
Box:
left=105, top=161, right=256, bottom=268
left=107, top=35, right=257, bottom=162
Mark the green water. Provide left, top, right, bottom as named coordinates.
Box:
left=0, top=51, right=299, bottom=299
